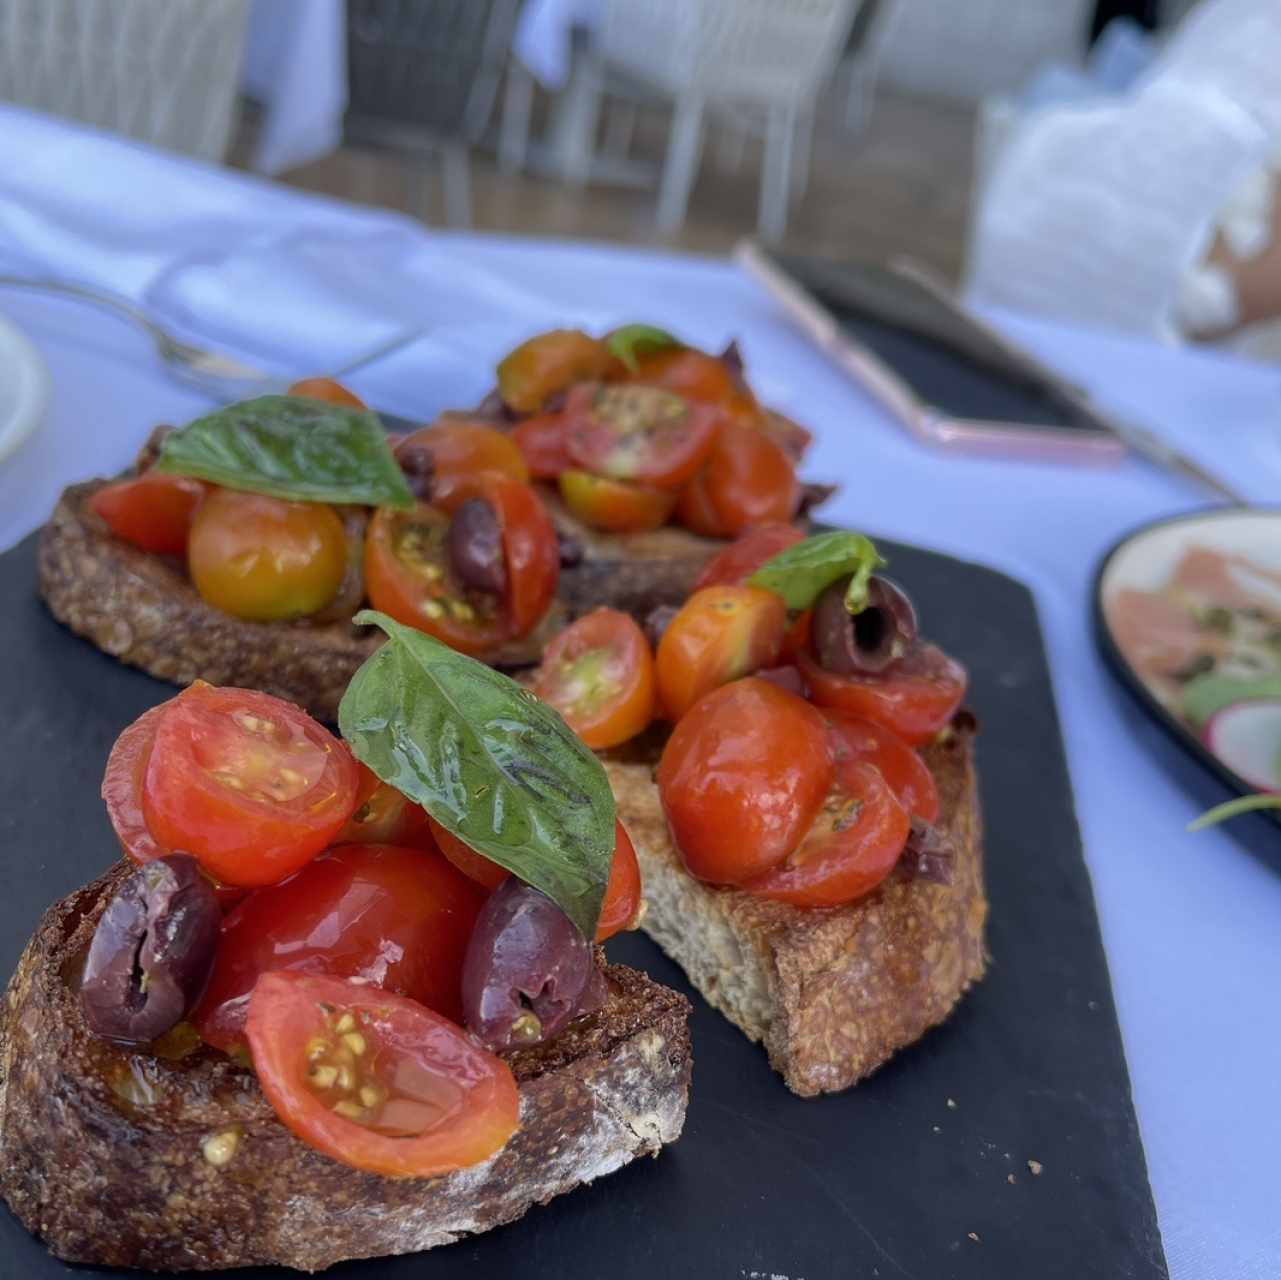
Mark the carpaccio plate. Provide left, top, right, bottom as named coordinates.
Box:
left=0, top=520, right=1167, bottom=1279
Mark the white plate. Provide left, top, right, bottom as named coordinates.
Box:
left=0, top=314, right=50, bottom=464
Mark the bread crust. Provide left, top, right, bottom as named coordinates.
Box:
left=603, top=721, right=987, bottom=1097
left=0, top=863, right=691, bottom=1272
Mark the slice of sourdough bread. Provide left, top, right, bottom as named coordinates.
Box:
left=0, top=862, right=691, bottom=1272
left=603, top=719, right=986, bottom=1098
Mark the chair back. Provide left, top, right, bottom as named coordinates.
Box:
left=600, top=0, right=859, bottom=104
left=0, top=0, right=249, bottom=161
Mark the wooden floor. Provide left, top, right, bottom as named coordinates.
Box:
left=234, top=87, right=976, bottom=285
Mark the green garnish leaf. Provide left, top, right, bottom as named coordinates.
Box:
left=155, top=395, right=414, bottom=509
left=338, top=611, right=616, bottom=939
left=1181, top=673, right=1281, bottom=729
left=1187, top=793, right=1281, bottom=831
left=605, top=324, right=682, bottom=373
left=748, top=530, right=887, bottom=614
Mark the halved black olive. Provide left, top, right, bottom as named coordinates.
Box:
left=813, top=574, right=918, bottom=675
left=448, top=498, right=507, bottom=596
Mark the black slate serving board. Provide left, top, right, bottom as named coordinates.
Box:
left=0, top=529, right=1167, bottom=1280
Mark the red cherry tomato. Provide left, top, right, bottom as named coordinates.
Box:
left=287, top=377, right=366, bottom=409
left=427, top=817, right=643, bottom=942
left=333, top=764, right=438, bottom=848
left=140, top=684, right=361, bottom=887
left=655, top=586, right=787, bottom=722
left=657, top=677, right=832, bottom=884
left=742, top=758, right=909, bottom=907
left=559, top=469, right=676, bottom=533
left=365, top=474, right=558, bottom=653
left=532, top=608, right=655, bottom=748
left=193, top=843, right=485, bottom=1050
left=799, top=643, right=968, bottom=747
left=102, top=703, right=168, bottom=867
left=693, top=522, right=806, bottom=589
left=395, top=418, right=529, bottom=504
left=561, top=383, right=720, bottom=490
left=677, top=422, right=798, bottom=538
left=513, top=412, right=574, bottom=479
left=89, top=472, right=206, bottom=556
left=497, top=329, right=618, bottom=414
left=246, top=972, right=519, bottom=1177
left=623, top=346, right=759, bottom=427
left=822, top=710, right=938, bottom=824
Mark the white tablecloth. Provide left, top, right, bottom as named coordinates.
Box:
left=2, top=106, right=1280, bottom=1280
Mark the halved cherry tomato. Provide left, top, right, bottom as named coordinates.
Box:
left=657, top=677, right=831, bottom=884
left=742, top=758, right=909, bottom=907
left=366, top=474, right=558, bottom=653
left=90, top=472, right=206, bottom=556
left=559, top=469, right=676, bottom=533
left=677, top=421, right=798, bottom=538
left=624, top=346, right=759, bottom=427
left=247, top=972, right=519, bottom=1177
left=823, top=710, right=938, bottom=824
left=188, top=488, right=347, bottom=622
left=427, top=817, right=643, bottom=942
left=693, top=522, right=806, bottom=590
left=532, top=608, right=655, bottom=748
left=497, top=329, right=618, bottom=414
left=141, top=684, right=361, bottom=887
left=799, top=643, right=967, bottom=747
left=395, top=418, right=529, bottom=504
left=193, top=843, right=485, bottom=1050
left=513, top=411, right=573, bottom=479
left=287, top=377, right=366, bottom=409
left=656, top=586, right=787, bottom=721
left=333, top=763, right=438, bottom=848
left=561, top=383, right=720, bottom=490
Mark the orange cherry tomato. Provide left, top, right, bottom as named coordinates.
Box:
left=513, top=412, right=573, bottom=479
left=532, top=608, right=655, bottom=748
left=559, top=469, right=676, bottom=533
left=188, top=488, right=347, bottom=622
left=365, top=474, right=558, bottom=653
left=193, top=843, right=485, bottom=1050
left=246, top=972, right=519, bottom=1177
left=657, top=677, right=832, bottom=884
left=677, top=421, right=798, bottom=538
left=693, top=522, right=806, bottom=589
left=89, top=472, right=206, bottom=556
left=395, top=418, right=529, bottom=504
left=287, top=377, right=366, bottom=409
left=427, top=817, right=643, bottom=942
left=140, top=684, right=361, bottom=887
left=799, top=643, right=967, bottom=747
left=333, top=763, right=438, bottom=848
left=561, top=383, right=721, bottom=490
left=822, top=709, right=938, bottom=824
left=497, top=329, right=617, bottom=414
left=624, top=346, right=759, bottom=426
left=655, top=586, right=786, bottom=722
left=742, top=757, right=909, bottom=907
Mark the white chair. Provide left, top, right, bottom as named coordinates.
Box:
left=0, top=0, right=250, bottom=162
left=583, top=0, right=862, bottom=240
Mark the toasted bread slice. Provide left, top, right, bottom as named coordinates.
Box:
left=602, top=720, right=986, bottom=1097
left=0, top=863, right=691, bottom=1272
left=38, top=481, right=720, bottom=720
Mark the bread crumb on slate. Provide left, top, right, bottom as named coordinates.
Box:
left=1006, top=1173, right=1017, bottom=1185
left=932, top=1124, right=941, bottom=1133
left=946, top=1097, right=957, bottom=1109
left=967, top=1232, right=981, bottom=1243
left=1028, top=1159, right=1043, bottom=1176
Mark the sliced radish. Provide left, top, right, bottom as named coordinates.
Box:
left=1202, top=700, right=1281, bottom=793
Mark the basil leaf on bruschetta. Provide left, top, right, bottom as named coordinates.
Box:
left=155, top=395, right=414, bottom=509
left=339, top=610, right=616, bottom=939
left=604, top=323, right=682, bottom=373
left=748, top=530, right=886, bottom=614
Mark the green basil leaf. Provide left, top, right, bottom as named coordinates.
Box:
left=338, top=610, right=615, bottom=938
left=747, top=530, right=886, bottom=614
left=1181, top=673, right=1281, bottom=728
left=155, top=395, right=414, bottom=508
left=605, top=324, right=682, bottom=373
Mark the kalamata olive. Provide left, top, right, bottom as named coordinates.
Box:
left=756, top=664, right=807, bottom=698
left=643, top=603, right=680, bottom=650
left=398, top=444, right=435, bottom=500
left=462, top=880, right=607, bottom=1052
left=813, top=574, right=918, bottom=675
left=719, top=338, right=745, bottom=378
left=80, top=854, right=221, bottom=1045
left=448, top=497, right=507, bottom=595
left=558, top=533, right=585, bottom=568
left=898, top=816, right=955, bottom=886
